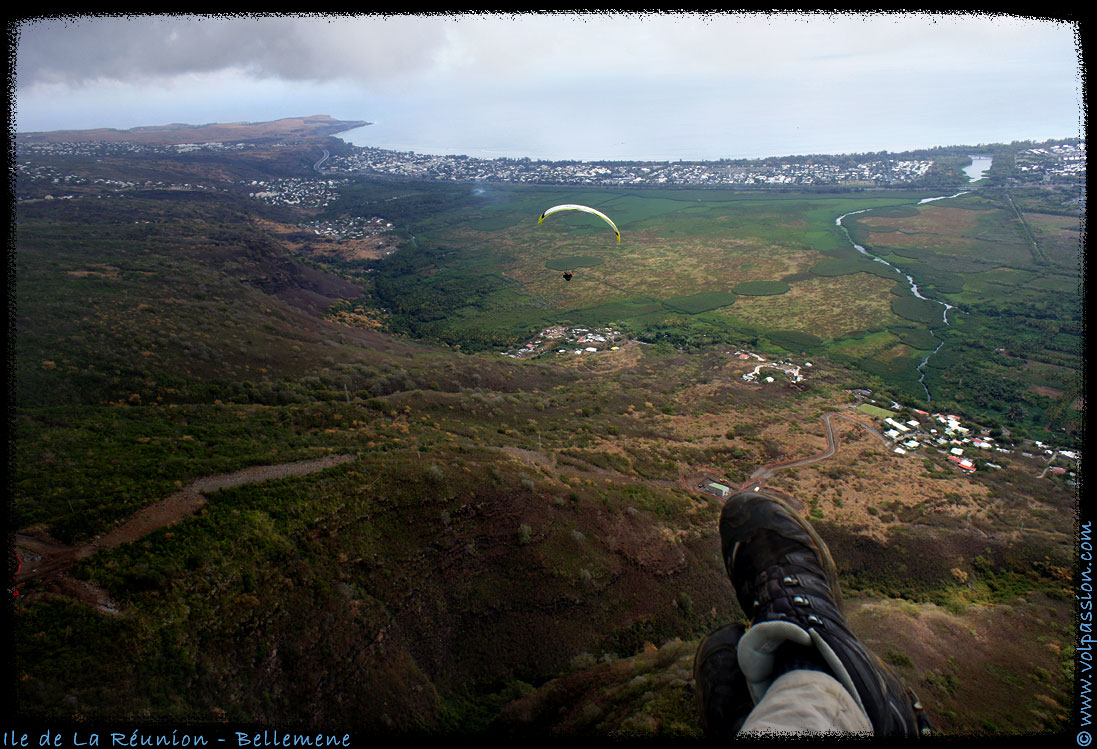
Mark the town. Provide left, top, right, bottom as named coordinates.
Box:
left=314, top=141, right=1085, bottom=188
left=322, top=147, right=938, bottom=187
left=16, top=139, right=1085, bottom=202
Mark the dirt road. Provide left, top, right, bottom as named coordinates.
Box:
left=13, top=454, right=358, bottom=609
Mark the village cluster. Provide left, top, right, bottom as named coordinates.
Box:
left=15, top=159, right=226, bottom=199
left=16, top=140, right=255, bottom=158
left=500, top=325, right=626, bottom=359
left=734, top=351, right=812, bottom=384
left=245, top=177, right=349, bottom=208
left=299, top=215, right=394, bottom=241
left=855, top=397, right=1080, bottom=482
left=1016, top=142, right=1086, bottom=182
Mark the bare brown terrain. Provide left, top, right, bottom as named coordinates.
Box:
left=254, top=218, right=396, bottom=263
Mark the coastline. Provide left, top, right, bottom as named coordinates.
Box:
left=17, top=114, right=373, bottom=145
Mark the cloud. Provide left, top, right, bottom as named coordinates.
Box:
left=13, top=12, right=1079, bottom=142
left=14, top=15, right=449, bottom=88
left=16, top=12, right=1078, bottom=93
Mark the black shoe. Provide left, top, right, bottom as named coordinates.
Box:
left=719, top=491, right=931, bottom=737
left=693, top=622, right=753, bottom=738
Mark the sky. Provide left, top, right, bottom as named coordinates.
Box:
left=11, top=12, right=1086, bottom=161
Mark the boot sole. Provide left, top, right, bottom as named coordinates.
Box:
left=719, top=490, right=843, bottom=611
left=693, top=622, right=750, bottom=738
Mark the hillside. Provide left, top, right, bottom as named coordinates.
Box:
left=17, top=114, right=369, bottom=145
left=10, top=125, right=1080, bottom=737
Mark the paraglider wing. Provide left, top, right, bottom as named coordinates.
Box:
left=537, top=204, right=620, bottom=243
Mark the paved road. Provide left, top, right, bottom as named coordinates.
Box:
left=741, top=412, right=888, bottom=492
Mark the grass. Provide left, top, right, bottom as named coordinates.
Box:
left=858, top=403, right=895, bottom=419
left=891, top=295, right=949, bottom=325
left=810, top=256, right=901, bottom=278
left=663, top=291, right=737, bottom=314
left=889, top=326, right=943, bottom=351
left=12, top=142, right=1081, bottom=734
left=767, top=329, right=824, bottom=353
left=732, top=280, right=790, bottom=296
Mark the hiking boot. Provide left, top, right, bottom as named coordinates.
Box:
left=719, top=490, right=931, bottom=736
left=693, top=622, right=753, bottom=738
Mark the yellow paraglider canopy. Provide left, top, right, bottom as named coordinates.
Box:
left=537, top=204, right=620, bottom=243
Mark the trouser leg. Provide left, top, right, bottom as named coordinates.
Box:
left=739, top=669, right=873, bottom=735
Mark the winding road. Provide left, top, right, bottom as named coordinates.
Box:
left=736, top=412, right=889, bottom=492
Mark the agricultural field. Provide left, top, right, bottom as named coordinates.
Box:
left=320, top=181, right=1081, bottom=444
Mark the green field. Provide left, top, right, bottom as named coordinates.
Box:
left=664, top=291, right=738, bottom=314
left=733, top=280, right=790, bottom=296
left=858, top=403, right=896, bottom=419
left=320, top=180, right=1080, bottom=439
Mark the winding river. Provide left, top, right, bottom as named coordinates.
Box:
left=835, top=191, right=968, bottom=401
